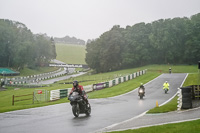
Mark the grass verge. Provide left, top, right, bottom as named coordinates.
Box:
left=109, top=119, right=200, bottom=133
left=88, top=72, right=159, bottom=98
left=147, top=96, right=178, bottom=113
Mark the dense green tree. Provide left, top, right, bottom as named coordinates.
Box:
left=0, top=19, right=57, bottom=70
left=85, top=39, right=101, bottom=72
left=50, top=37, right=57, bottom=59
left=85, top=13, right=200, bottom=73
left=86, top=25, right=125, bottom=72
left=54, top=35, right=85, bottom=45
left=184, top=13, right=200, bottom=64
left=122, top=23, right=151, bottom=68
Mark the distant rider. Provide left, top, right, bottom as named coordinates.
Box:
left=169, top=67, right=172, bottom=74
left=69, top=80, right=88, bottom=104
left=138, top=83, right=145, bottom=95
left=163, top=81, right=170, bottom=91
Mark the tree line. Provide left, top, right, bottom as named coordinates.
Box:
left=54, top=35, right=85, bottom=45
left=86, top=13, right=200, bottom=73
left=0, top=19, right=56, bottom=70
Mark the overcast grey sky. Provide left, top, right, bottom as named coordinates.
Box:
left=0, top=0, right=200, bottom=41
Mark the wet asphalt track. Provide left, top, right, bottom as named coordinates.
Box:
left=0, top=73, right=187, bottom=133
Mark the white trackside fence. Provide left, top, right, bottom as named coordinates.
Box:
left=177, top=88, right=182, bottom=110
left=50, top=89, right=68, bottom=101
left=50, top=70, right=147, bottom=101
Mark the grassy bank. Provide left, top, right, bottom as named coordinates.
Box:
left=147, top=96, right=178, bottom=113
left=88, top=71, right=159, bottom=98
left=109, top=119, right=200, bottom=133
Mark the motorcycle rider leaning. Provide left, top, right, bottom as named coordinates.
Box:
left=69, top=81, right=88, bottom=104
left=163, top=81, right=170, bottom=91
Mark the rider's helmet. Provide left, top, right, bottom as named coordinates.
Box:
left=165, top=81, right=168, bottom=83
left=73, top=80, right=79, bottom=88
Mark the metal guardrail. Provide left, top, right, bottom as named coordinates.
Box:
left=1, top=68, right=63, bottom=85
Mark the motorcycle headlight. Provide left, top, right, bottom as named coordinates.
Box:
left=139, top=89, right=143, bottom=93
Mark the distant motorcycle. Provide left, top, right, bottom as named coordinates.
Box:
left=164, top=87, right=168, bottom=94
left=138, top=87, right=145, bottom=99
left=68, top=92, right=91, bottom=117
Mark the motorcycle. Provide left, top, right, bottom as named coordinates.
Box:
left=68, top=91, right=91, bottom=117
left=138, top=87, right=145, bottom=99
left=164, top=88, right=168, bottom=94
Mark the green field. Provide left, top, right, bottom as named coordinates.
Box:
left=55, top=43, right=86, bottom=64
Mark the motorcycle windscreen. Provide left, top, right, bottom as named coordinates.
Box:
left=72, top=92, right=79, bottom=96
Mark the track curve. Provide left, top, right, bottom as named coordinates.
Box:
left=0, top=73, right=187, bottom=133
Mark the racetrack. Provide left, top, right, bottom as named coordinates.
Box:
left=0, top=73, right=187, bottom=133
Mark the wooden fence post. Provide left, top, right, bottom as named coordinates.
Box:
left=12, top=95, right=14, bottom=106
left=33, top=92, right=34, bottom=104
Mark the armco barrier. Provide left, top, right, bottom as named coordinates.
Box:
left=50, top=70, right=147, bottom=101
left=121, top=76, right=124, bottom=83
left=50, top=90, right=60, bottom=101
left=105, top=82, right=109, bottom=88
left=124, top=76, right=126, bottom=81
left=93, top=83, right=104, bottom=90
left=115, top=78, right=119, bottom=85
left=130, top=74, right=132, bottom=80
left=112, top=80, right=116, bottom=86
left=60, top=89, right=68, bottom=98
left=84, top=85, right=93, bottom=92
left=4, top=68, right=62, bottom=86
left=118, top=78, right=121, bottom=84
left=50, top=89, right=68, bottom=100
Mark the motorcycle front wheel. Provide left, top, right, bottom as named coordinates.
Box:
left=85, top=103, right=91, bottom=116
left=72, top=104, right=80, bottom=117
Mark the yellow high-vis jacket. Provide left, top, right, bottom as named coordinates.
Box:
left=163, top=83, right=169, bottom=90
